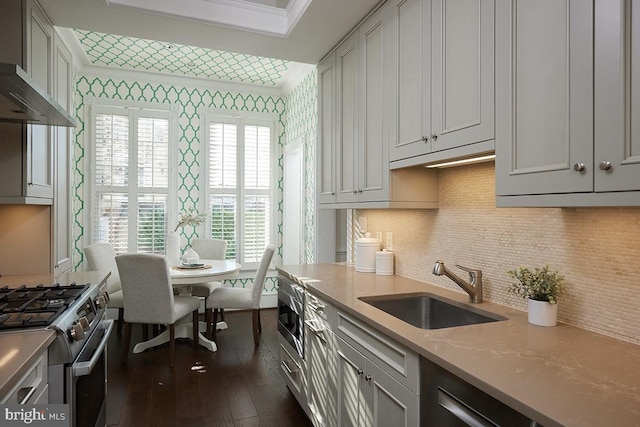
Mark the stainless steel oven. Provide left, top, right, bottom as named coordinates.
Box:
left=65, top=319, right=113, bottom=427
left=0, top=282, right=114, bottom=427
left=277, top=275, right=304, bottom=358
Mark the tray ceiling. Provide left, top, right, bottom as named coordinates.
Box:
left=74, top=30, right=291, bottom=86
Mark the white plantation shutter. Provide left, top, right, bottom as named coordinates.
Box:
left=92, top=105, right=173, bottom=254
left=209, top=195, right=237, bottom=259
left=243, top=195, right=269, bottom=263
left=95, top=113, right=129, bottom=186
left=209, top=123, right=237, bottom=189
left=205, top=113, right=274, bottom=268
left=137, top=117, right=169, bottom=188
left=137, top=194, right=168, bottom=254
left=95, top=193, right=128, bottom=254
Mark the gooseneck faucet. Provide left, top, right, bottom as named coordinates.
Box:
left=432, top=260, right=483, bottom=303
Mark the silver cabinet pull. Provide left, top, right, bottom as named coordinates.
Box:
left=573, top=162, right=585, bottom=172
left=599, top=161, right=612, bottom=171
left=304, top=319, right=327, bottom=343
left=281, top=360, right=295, bottom=375
left=438, top=388, right=495, bottom=427
left=17, top=386, right=36, bottom=404
left=308, top=301, right=325, bottom=312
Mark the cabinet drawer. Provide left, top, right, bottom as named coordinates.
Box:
left=306, top=291, right=333, bottom=326
left=1, top=351, right=48, bottom=404
left=335, top=309, right=419, bottom=393
left=280, top=342, right=303, bottom=394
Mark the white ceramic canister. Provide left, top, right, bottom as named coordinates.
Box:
left=375, top=250, right=395, bottom=275
left=355, top=233, right=380, bottom=272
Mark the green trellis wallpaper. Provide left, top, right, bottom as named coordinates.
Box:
left=74, top=30, right=289, bottom=86
left=73, top=75, right=289, bottom=292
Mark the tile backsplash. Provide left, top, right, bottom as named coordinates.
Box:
left=359, top=162, right=640, bottom=345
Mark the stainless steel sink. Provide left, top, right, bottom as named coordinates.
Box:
left=359, top=293, right=507, bottom=329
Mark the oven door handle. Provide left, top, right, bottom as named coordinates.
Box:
left=72, top=319, right=114, bottom=377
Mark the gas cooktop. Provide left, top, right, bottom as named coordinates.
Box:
left=0, top=283, right=90, bottom=330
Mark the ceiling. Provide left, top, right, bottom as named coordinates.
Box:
left=38, top=0, right=382, bottom=65
left=72, top=29, right=297, bottom=87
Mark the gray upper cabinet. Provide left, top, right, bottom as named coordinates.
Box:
left=53, top=32, right=73, bottom=274
left=0, top=0, right=55, bottom=204
left=335, top=7, right=389, bottom=206
left=389, top=0, right=495, bottom=168
left=317, top=53, right=337, bottom=205
left=317, top=2, right=440, bottom=209
left=594, top=0, right=640, bottom=193
left=336, top=31, right=361, bottom=204
left=496, top=0, right=640, bottom=206
left=387, top=0, right=430, bottom=162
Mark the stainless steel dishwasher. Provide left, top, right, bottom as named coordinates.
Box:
left=420, top=357, right=539, bottom=427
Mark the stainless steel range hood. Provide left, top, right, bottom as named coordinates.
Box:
left=0, top=63, right=76, bottom=127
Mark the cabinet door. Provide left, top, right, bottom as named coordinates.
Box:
left=306, top=322, right=336, bottom=427
left=389, top=0, right=431, bottom=162
left=53, top=34, right=73, bottom=274
left=25, top=0, right=54, bottom=199
left=595, top=0, right=640, bottom=192
left=358, top=6, right=390, bottom=203
left=495, top=0, right=593, bottom=196
left=336, top=32, right=359, bottom=204
left=317, top=53, right=337, bottom=204
left=430, top=0, right=495, bottom=152
left=336, top=336, right=366, bottom=427
left=365, top=359, right=419, bottom=427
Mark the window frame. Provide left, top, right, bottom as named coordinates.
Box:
left=86, top=96, right=178, bottom=253
left=201, top=108, right=278, bottom=270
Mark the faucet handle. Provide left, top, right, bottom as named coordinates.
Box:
left=455, top=264, right=482, bottom=282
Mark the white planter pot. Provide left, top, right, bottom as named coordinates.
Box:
left=528, top=299, right=558, bottom=327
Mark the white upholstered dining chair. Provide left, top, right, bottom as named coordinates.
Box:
left=189, top=238, right=227, bottom=302
left=116, top=253, right=201, bottom=367
left=84, top=243, right=124, bottom=333
left=205, top=244, right=275, bottom=346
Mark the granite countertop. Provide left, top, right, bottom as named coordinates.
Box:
left=277, top=263, right=640, bottom=427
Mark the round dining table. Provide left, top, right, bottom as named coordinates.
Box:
left=132, top=259, right=241, bottom=354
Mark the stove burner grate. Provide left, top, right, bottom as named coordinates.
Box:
left=0, top=283, right=90, bottom=330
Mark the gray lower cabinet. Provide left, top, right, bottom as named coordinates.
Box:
left=302, top=291, right=419, bottom=427
left=336, top=335, right=419, bottom=427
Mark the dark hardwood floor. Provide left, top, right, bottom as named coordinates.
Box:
left=106, top=308, right=312, bottom=427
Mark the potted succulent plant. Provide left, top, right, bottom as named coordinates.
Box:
left=507, top=265, right=566, bottom=326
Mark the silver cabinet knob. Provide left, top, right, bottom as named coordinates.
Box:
left=365, top=375, right=372, bottom=382
left=573, top=163, right=586, bottom=172
left=357, top=368, right=364, bottom=375
left=431, top=133, right=438, bottom=141
left=422, top=136, right=428, bottom=142
left=599, top=161, right=612, bottom=171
